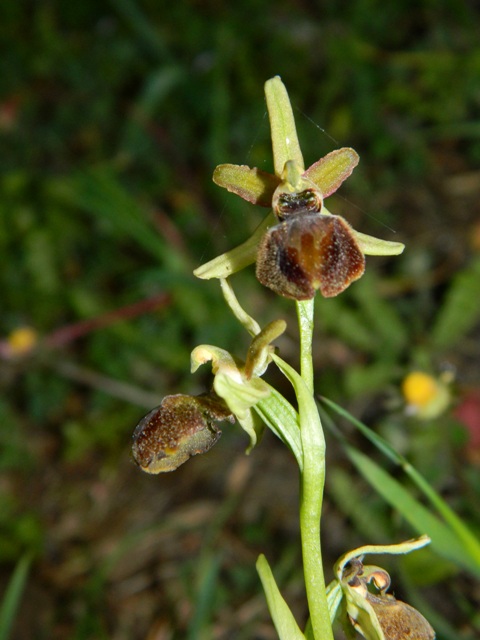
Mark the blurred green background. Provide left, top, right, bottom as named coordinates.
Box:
left=1, top=1, right=480, bottom=638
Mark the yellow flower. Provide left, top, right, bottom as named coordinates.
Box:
left=7, top=327, right=38, bottom=356
left=402, top=371, right=451, bottom=420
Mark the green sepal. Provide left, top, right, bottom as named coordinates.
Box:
left=265, top=76, right=304, bottom=176
left=191, top=343, right=271, bottom=451
left=244, top=319, right=287, bottom=379
left=326, top=579, right=344, bottom=624
left=341, top=584, right=386, bottom=640
left=335, top=537, right=431, bottom=576
left=193, top=211, right=276, bottom=280
left=353, top=230, right=405, bottom=256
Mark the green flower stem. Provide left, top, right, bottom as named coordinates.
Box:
left=275, top=300, right=332, bottom=639
left=296, top=302, right=332, bottom=639
left=296, top=300, right=315, bottom=393
left=299, top=440, right=331, bottom=639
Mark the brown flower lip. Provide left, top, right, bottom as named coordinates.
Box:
left=256, top=186, right=365, bottom=300
left=132, top=393, right=234, bottom=474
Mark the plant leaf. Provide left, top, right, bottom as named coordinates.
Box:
left=346, top=446, right=477, bottom=574
left=54, top=167, right=173, bottom=265
left=255, top=384, right=303, bottom=469
left=431, top=255, right=480, bottom=349
left=0, top=554, right=32, bottom=640
left=321, top=396, right=480, bottom=576
left=256, top=554, right=306, bottom=640
left=304, top=581, right=344, bottom=640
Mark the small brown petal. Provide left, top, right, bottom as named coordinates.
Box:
left=304, top=147, right=359, bottom=198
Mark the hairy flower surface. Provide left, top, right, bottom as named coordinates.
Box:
left=132, top=393, right=233, bottom=473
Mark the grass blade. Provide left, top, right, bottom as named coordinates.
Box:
left=0, top=554, right=32, bottom=640
left=321, top=396, right=480, bottom=576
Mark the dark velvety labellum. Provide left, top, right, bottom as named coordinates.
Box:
left=256, top=214, right=365, bottom=300
left=132, top=393, right=233, bottom=474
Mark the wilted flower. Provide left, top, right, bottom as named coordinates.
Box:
left=342, top=559, right=435, bottom=640
left=132, top=392, right=233, bottom=473
left=132, top=318, right=287, bottom=473
left=333, top=537, right=435, bottom=640
left=191, top=318, right=286, bottom=450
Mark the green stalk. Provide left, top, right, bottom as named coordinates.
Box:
left=297, top=300, right=315, bottom=392
left=296, top=300, right=333, bottom=640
